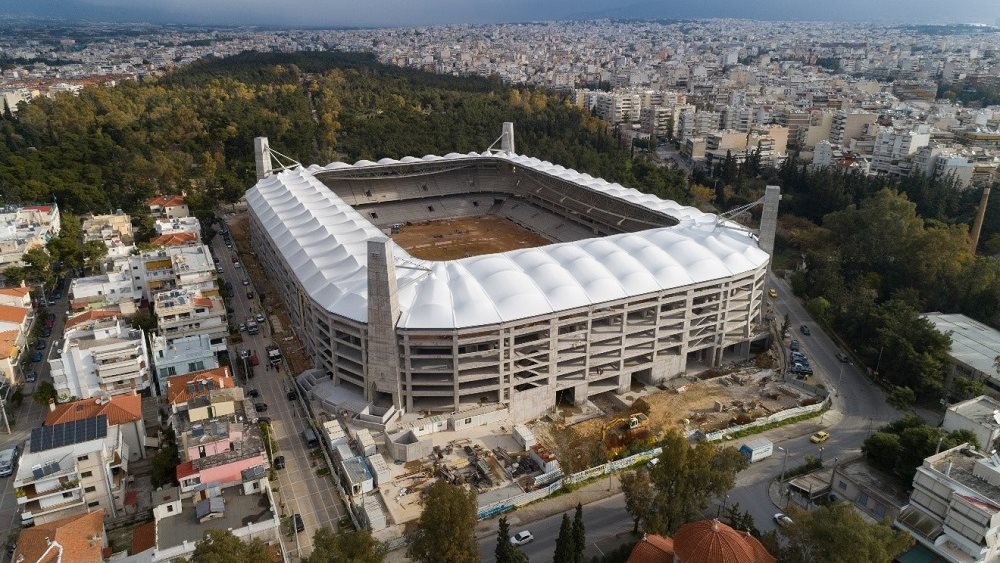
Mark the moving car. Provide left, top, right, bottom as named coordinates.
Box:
left=800, top=324, right=811, bottom=335
left=510, top=531, right=534, bottom=546
left=773, top=513, right=793, bottom=527
left=836, top=351, right=850, bottom=363
left=768, top=288, right=778, bottom=298
left=239, top=349, right=250, bottom=360
left=273, top=456, right=285, bottom=470
left=810, top=431, right=830, bottom=443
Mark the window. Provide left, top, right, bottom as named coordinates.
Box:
left=838, top=481, right=847, bottom=491
left=465, top=418, right=472, bottom=424
left=856, top=493, right=869, bottom=507
left=427, top=206, right=434, bottom=212
left=166, top=504, right=174, bottom=513
left=84, top=486, right=96, bottom=493
left=77, top=455, right=88, bottom=462
left=80, top=471, right=93, bottom=478
left=370, top=212, right=378, bottom=220
left=160, top=367, right=176, bottom=377
left=88, top=501, right=100, bottom=508
left=874, top=503, right=886, bottom=518
left=188, top=361, right=204, bottom=372
left=62, top=492, right=74, bottom=498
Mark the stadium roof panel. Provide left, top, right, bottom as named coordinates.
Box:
left=246, top=152, right=769, bottom=330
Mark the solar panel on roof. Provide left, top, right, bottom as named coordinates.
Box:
left=30, top=415, right=108, bottom=452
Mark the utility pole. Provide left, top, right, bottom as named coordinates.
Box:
left=778, top=446, right=790, bottom=483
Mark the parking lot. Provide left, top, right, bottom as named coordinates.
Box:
left=213, top=224, right=344, bottom=559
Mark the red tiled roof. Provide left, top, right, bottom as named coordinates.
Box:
left=673, top=520, right=775, bottom=563
left=13, top=509, right=105, bottom=563
left=150, top=232, right=198, bottom=247
left=0, top=287, right=30, bottom=298
left=627, top=534, right=675, bottom=563
left=45, top=394, right=143, bottom=426
left=0, top=304, right=28, bottom=325
left=0, top=329, right=18, bottom=360
left=131, top=521, right=156, bottom=554
left=21, top=205, right=53, bottom=213
left=165, top=367, right=233, bottom=406
left=148, top=195, right=186, bottom=208
left=193, top=297, right=213, bottom=308
left=64, top=309, right=120, bottom=331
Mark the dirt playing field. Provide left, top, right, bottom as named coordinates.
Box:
left=391, top=216, right=551, bottom=260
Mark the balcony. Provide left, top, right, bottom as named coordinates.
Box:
left=16, top=476, right=82, bottom=505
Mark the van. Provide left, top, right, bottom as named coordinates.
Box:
left=302, top=428, right=319, bottom=449
left=0, top=446, right=19, bottom=477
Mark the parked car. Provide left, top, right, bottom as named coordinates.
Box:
left=34, top=339, right=46, bottom=350
left=790, top=339, right=800, bottom=352
left=30, top=351, right=42, bottom=363
left=234, top=261, right=241, bottom=269
left=52, top=291, right=62, bottom=300
left=239, top=349, right=250, bottom=360
left=242, top=278, right=250, bottom=286
left=216, top=266, right=224, bottom=273
left=247, top=388, right=260, bottom=398
left=238, top=323, right=247, bottom=332
left=257, top=416, right=272, bottom=425
left=800, top=324, right=811, bottom=335
left=24, top=371, right=37, bottom=383
left=293, top=513, right=305, bottom=533
left=41, top=328, right=52, bottom=338
left=255, top=313, right=265, bottom=323
left=773, top=513, right=793, bottom=527
left=287, top=390, right=298, bottom=401
left=810, top=431, right=830, bottom=443
left=510, top=531, right=534, bottom=546
left=273, top=456, right=285, bottom=470
left=254, top=403, right=268, bottom=413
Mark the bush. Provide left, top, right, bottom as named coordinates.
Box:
left=888, top=386, right=916, bottom=409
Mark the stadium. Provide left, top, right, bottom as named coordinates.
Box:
left=246, top=125, right=777, bottom=421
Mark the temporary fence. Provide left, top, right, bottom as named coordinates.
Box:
left=701, top=396, right=830, bottom=442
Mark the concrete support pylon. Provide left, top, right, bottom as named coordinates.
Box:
left=365, top=238, right=403, bottom=409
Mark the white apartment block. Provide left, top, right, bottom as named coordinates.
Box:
left=0, top=203, right=60, bottom=269
left=943, top=396, right=1000, bottom=454
left=155, top=216, right=201, bottom=238
left=897, top=444, right=1000, bottom=563
left=150, top=332, right=220, bottom=380
left=153, top=289, right=228, bottom=355
left=49, top=314, right=151, bottom=401
left=128, top=243, right=217, bottom=302
left=14, top=415, right=128, bottom=526
left=69, top=264, right=140, bottom=314
left=594, top=91, right=642, bottom=124
left=871, top=126, right=931, bottom=178
left=82, top=212, right=135, bottom=259
left=676, top=110, right=722, bottom=142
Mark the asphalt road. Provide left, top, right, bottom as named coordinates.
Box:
left=213, top=228, right=344, bottom=559
left=477, top=271, right=902, bottom=562
left=0, top=286, right=70, bottom=548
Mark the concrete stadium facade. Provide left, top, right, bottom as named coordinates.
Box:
left=247, top=131, right=774, bottom=421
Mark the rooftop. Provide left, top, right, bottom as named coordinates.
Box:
left=924, top=313, right=1000, bottom=381
left=342, top=455, right=373, bottom=485
left=627, top=533, right=675, bottom=563
left=13, top=509, right=105, bottom=563
left=30, top=415, right=108, bottom=453
left=156, top=487, right=274, bottom=552
left=165, top=367, right=233, bottom=406
left=947, top=395, right=1000, bottom=428
left=923, top=446, right=1000, bottom=511
left=672, top=519, right=775, bottom=563
left=45, top=394, right=142, bottom=427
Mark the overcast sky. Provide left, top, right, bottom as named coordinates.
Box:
left=8, top=0, right=1000, bottom=27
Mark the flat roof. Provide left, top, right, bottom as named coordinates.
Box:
left=156, top=488, right=274, bottom=551
left=924, top=313, right=1000, bottom=381
left=246, top=152, right=768, bottom=330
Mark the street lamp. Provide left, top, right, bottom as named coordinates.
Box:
left=778, top=446, right=790, bottom=483
left=818, top=446, right=824, bottom=464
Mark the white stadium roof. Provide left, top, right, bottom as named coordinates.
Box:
left=246, top=151, right=769, bottom=330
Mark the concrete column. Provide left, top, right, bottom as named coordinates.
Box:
left=501, top=122, right=515, bottom=154
left=253, top=137, right=272, bottom=180
left=758, top=185, right=781, bottom=265
left=365, top=238, right=403, bottom=409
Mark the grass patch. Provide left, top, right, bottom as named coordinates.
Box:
left=720, top=403, right=829, bottom=442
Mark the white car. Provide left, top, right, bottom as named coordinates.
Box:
left=510, top=530, right=534, bottom=546
left=773, top=513, right=793, bottom=527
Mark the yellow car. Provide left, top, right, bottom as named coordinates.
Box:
left=768, top=288, right=778, bottom=298
left=810, top=431, right=830, bottom=444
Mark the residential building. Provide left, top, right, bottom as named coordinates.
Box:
left=829, top=457, right=909, bottom=522
left=14, top=415, right=128, bottom=526
left=69, top=264, right=140, bottom=315
left=0, top=203, right=61, bottom=269
left=82, top=212, right=135, bottom=259
left=0, top=296, right=31, bottom=383
left=45, top=393, right=147, bottom=462
left=924, top=313, right=1000, bottom=393
left=174, top=418, right=266, bottom=496
left=625, top=519, right=774, bottom=563
left=830, top=110, right=878, bottom=146
left=12, top=510, right=106, bottom=563
left=49, top=312, right=152, bottom=401
left=594, top=90, right=642, bottom=124
left=0, top=286, right=32, bottom=308
left=153, top=288, right=227, bottom=356
left=871, top=126, right=931, bottom=178
left=896, top=444, right=1000, bottom=563
left=164, top=367, right=235, bottom=414
left=129, top=243, right=217, bottom=302
left=149, top=231, right=200, bottom=248
left=147, top=195, right=189, bottom=220
left=154, top=216, right=201, bottom=239
left=943, top=396, right=1000, bottom=453
left=150, top=333, right=219, bottom=381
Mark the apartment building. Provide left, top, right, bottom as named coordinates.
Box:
left=871, top=126, right=931, bottom=178
left=153, top=288, right=227, bottom=356
left=150, top=332, right=220, bottom=381
left=49, top=312, right=151, bottom=401
left=154, top=216, right=201, bottom=239
left=594, top=90, right=642, bottom=124
left=676, top=109, right=721, bottom=142
left=0, top=203, right=61, bottom=269
left=640, top=105, right=675, bottom=139
left=147, top=195, right=189, bottom=220
left=943, top=396, right=1000, bottom=454
left=0, top=300, right=31, bottom=384
left=69, top=264, right=139, bottom=315
left=164, top=367, right=235, bottom=414
left=128, top=243, right=217, bottom=302
left=896, top=444, right=1000, bottom=563
left=830, top=110, right=878, bottom=146
left=12, top=510, right=107, bottom=563
left=45, top=393, right=146, bottom=462
left=14, top=415, right=128, bottom=526
left=81, top=212, right=134, bottom=259
left=174, top=414, right=266, bottom=496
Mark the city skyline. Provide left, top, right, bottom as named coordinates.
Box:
left=7, top=0, right=1000, bottom=28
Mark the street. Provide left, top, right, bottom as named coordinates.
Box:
left=476, top=271, right=902, bottom=562
left=213, top=225, right=345, bottom=559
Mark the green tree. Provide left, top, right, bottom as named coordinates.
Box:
left=553, top=513, right=575, bottom=563
left=407, top=481, right=479, bottom=563
left=722, top=502, right=758, bottom=536
left=190, top=529, right=279, bottom=563
left=572, top=503, right=585, bottom=563
left=1, top=266, right=25, bottom=285
left=495, top=516, right=527, bottom=563
left=21, top=248, right=53, bottom=286
left=82, top=240, right=108, bottom=274
left=32, top=381, right=57, bottom=406
left=646, top=429, right=748, bottom=534
left=774, top=503, right=913, bottom=563
left=131, top=310, right=157, bottom=332
left=887, top=386, right=916, bottom=409
left=305, top=526, right=385, bottom=563
left=152, top=428, right=180, bottom=487
left=620, top=469, right=654, bottom=534
left=864, top=415, right=980, bottom=484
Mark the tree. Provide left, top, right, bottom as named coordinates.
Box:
left=887, top=386, right=916, bottom=409
left=82, top=240, right=108, bottom=274
left=722, top=502, right=758, bottom=536
left=306, top=526, right=386, bottom=563
left=620, top=470, right=654, bottom=534
left=494, top=516, right=527, bottom=563
left=190, top=529, right=279, bottom=563
left=864, top=415, right=980, bottom=484
left=32, top=381, right=57, bottom=406
left=774, top=503, right=913, bottom=563
left=407, top=481, right=479, bottom=563
left=645, top=429, right=748, bottom=534
left=553, top=513, right=575, bottom=563
left=131, top=310, right=157, bottom=332
left=572, top=503, right=586, bottom=563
